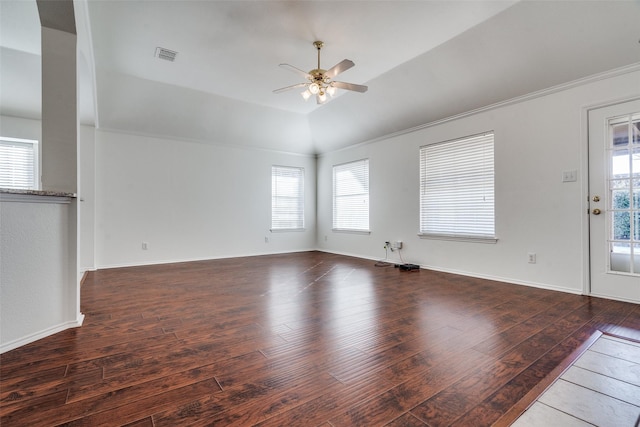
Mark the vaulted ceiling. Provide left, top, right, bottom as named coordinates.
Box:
left=2, top=1, right=639, bottom=155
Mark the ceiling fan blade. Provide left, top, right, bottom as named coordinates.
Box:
left=325, top=59, right=355, bottom=78
left=273, top=82, right=308, bottom=94
left=332, top=81, right=368, bottom=93
left=279, top=63, right=311, bottom=79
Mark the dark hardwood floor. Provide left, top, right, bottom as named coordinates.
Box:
left=1, top=251, right=639, bottom=426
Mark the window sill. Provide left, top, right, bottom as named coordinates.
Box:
left=332, top=229, right=371, bottom=235
left=270, top=228, right=305, bottom=233
left=418, top=233, right=498, bottom=244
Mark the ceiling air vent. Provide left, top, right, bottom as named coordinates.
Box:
left=155, top=47, right=178, bottom=62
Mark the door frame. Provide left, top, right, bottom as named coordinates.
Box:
left=581, top=96, right=640, bottom=299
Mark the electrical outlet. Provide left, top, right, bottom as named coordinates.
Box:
left=392, top=241, right=403, bottom=249
left=528, top=253, right=536, bottom=264
left=265, top=237, right=269, bottom=243
left=142, top=242, right=148, bottom=250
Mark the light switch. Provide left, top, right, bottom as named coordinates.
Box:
left=562, top=170, right=577, bottom=182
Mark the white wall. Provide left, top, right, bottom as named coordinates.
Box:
left=0, top=195, right=82, bottom=352
left=95, top=130, right=317, bottom=268
left=316, top=70, right=640, bottom=294
left=0, top=115, right=41, bottom=141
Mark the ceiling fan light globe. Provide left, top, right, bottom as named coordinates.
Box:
left=327, top=85, right=337, bottom=97
left=318, top=92, right=327, bottom=103
left=309, top=83, right=320, bottom=94
left=301, top=89, right=312, bottom=101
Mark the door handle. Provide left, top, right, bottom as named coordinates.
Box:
left=592, top=208, right=602, bottom=215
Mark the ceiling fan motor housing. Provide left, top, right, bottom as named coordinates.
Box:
left=310, top=69, right=327, bottom=81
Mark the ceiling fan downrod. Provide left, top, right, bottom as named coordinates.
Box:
left=310, top=41, right=327, bottom=88
left=314, top=40, right=324, bottom=71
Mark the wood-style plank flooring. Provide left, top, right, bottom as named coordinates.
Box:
left=1, top=251, right=639, bottom=426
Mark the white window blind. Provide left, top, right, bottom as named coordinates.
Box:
left=0, top=137, right=39, bottom=190
left=333, top=159, right=369, bottom=231
left=420, top=132, right=495, bottom=240
left=271, top=166, right=304, bottom=230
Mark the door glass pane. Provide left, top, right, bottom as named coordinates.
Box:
left=612, top=124, right=628, bottom=146
left=612, top=189, right=630, bottom=208
left=611, top=241, right=628, bottom=254
left=610, top=179, right=628, bottom=190
left=611, top=242, right=631, bottom=272
left=611, top=149, right=630, bottom=176
left=613, top=211, right=630, bottom=241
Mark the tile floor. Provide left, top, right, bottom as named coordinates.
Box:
left=511, top=335, right=640, bottom=426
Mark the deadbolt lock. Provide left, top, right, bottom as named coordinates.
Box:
left=592, top=196, right=600, bottom=202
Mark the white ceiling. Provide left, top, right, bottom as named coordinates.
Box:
left=2, top=1, right=640, bottom=155
left=87, top=0, right=517, bottom=115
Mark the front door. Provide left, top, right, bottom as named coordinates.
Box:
left=588, top=99, right=640, bottom=302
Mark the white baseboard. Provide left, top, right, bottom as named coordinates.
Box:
left=420, top=264, right=584, bottom=296
left=0, top=316, right=84, bottom=354
left=318, top=248, right=394, bottom=263
left=95, top=248, right=319, bottom=270
left=317, top=249, right=584, bottom=296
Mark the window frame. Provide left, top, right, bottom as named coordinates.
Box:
left=332, top=158, right=370, bottom=233
left=0, top=136, right=39, bottom=190
left=270, top=165, right=305, bottom=232
left=419, top=131, right=496, bottom=243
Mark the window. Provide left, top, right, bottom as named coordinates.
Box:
left=0, top=137, right=39, bottom=190
left=333, top=159, right=369, bottom=232
left=271, top=166, right=304, bottom=230
left=419, top=132, right=495, bottom=241
left=608, top=113, right=639, bottom=274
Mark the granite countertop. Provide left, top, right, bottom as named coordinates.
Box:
left=0, top=188, right=77, bottom=198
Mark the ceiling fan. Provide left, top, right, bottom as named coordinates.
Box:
left=273, top=41, right=368, bottom=105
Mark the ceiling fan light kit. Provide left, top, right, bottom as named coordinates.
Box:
left=274, top=40, right=368, bottom=105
